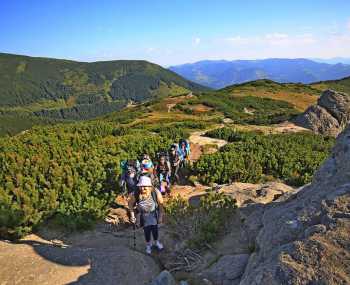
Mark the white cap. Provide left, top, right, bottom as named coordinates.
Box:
left=137, top=176, right=153, bottom=187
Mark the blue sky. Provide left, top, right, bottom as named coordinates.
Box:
left=1, top=0, right=350, bottom=65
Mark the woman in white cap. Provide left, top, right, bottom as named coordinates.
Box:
left=128, top=175, right=164, bottom=254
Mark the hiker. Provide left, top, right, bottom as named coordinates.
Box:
left=168, top=144, right=181, bottom=184
left=119, top=160, right=140, bottom=195
left=140, top=154, right=158, bottom=187
left=155, top=152, right=171, bottom=195
left=129, top=175, right=164, bottom=254
left=178, top=138, right=191, bottom=167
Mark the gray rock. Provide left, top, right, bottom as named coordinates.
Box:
left=202, top=254, right=249, bottom=284
left=239, top=124, right=350, bottom=284
left=318, top=89, right=350, bottom=125
left=304, top=224, right=327, bottom=237
left=294, top=105, right=340, bottom=136
left=294, top=89, right=350, bottom=136
left=150, top=270, right=176, bottom=285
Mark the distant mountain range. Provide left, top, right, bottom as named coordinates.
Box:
left=169, top=58, right=350, bottom=89
left=311, top=57, right=350, bottom=65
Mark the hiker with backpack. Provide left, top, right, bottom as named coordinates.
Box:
left=155, top=152, right=172, bottom=195
left=178, top=138, right=191, bottom=168
left=169, top=144, right=181, bottom=184
left=128, top=175, right=164, bottom=254
left=119, top=160, right=140, bottom=195
left=140, top=154, right=159, bottom=187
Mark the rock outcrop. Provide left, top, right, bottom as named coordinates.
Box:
left=294, top=89, right=350, bottom=136
left=238, top=124, right=350, bottom=284
left=202, top=254, right=250, bottom=285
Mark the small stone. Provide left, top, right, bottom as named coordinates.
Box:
left=149, top=270, right=176, bottom=285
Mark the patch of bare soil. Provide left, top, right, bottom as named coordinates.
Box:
left=272, top=121, right=310, bottom=133
left=188, top=127, right=228, bottom=162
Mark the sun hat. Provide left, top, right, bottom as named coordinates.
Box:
left=137, top=175, right=153, bottom=187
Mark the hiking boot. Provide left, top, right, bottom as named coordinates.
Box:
left=155, top=241, right=164, bottom=250
left=146, top=245, right=152, bottom=255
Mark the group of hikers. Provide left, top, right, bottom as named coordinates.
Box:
left=119, top=139, right=191, bottom=254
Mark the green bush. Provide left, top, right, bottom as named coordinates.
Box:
left=0, top=121, right=174, bottom=239
left=195, top=128, right=335, bottom=186
left=165, top=192, right=236, bottom=249
left=198, top=93, right=300, bottom=125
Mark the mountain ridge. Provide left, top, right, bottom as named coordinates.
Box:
left=0, top=52, right=208, bottom=135
left=169, top=58, right=350, bottom=89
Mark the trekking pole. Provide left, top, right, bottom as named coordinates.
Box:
left=133, top=222, right=136, bottom=249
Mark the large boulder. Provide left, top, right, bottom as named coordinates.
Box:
left=201, top=254, right=250, bottom=285
left=318, top=89, right=350, bottom=125
left=239, top=124, right=350, bottom=284
left=294, top=105, right=340, bottom=136
left=294, top=89, right=350, bottom=136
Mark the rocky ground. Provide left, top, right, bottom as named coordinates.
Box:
left=1, top=124, right=349, bottom=285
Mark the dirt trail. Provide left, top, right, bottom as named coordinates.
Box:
left=0, top=224, right=160, bottom=285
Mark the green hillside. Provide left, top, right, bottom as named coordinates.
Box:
left=311, top=76, right=350, bottom=95
left=216, top=79, right=321, bottom=111
left=0, top=53, right=207, bottom=135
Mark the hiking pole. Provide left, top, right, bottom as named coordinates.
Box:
left=133, top=222, right=136, bottom=249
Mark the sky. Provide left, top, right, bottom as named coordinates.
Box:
left=1, top=0, right=350, bottom=66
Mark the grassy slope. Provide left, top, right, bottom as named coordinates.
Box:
left=310, top=76, right=350, bottom=95
left=0, top=53, right=208, bottom=135
left=217, top=79, right=321, bottom=111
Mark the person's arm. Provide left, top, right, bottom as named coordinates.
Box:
left=128, top=194, right=136, bottom=223
left=119, top=173, right=125, bottom=187
left=167, top=161, right=172, bottom=176
left=156, top=189, right=164, bottom=223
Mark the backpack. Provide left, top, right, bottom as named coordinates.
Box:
left=120, top=159, right=140, bottom=173
left=120, top=160, right=140, bottom=194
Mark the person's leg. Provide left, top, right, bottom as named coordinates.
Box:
left=151, top=225, right=164, bottom=250
left=151, top=225, right=159, bottom=241
left=173, top=164, right=180, bottom=184
left=144, top=226, right=152, bottom=243
left=166, top=174, right=171, bottom=194
left=144, top=226, right=152, bottom=254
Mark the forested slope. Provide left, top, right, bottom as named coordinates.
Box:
left=0, top=53, right=207, bottom=135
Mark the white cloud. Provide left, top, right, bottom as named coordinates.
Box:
left=327, top=21, right=340, bottom=35
left=146, top=47, right=156, bottom=53
left=225, top=33, right=316, bottom=47
left=193, top=37, right=201, bottom=46
left=226, top=35, right=260, bottom=45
